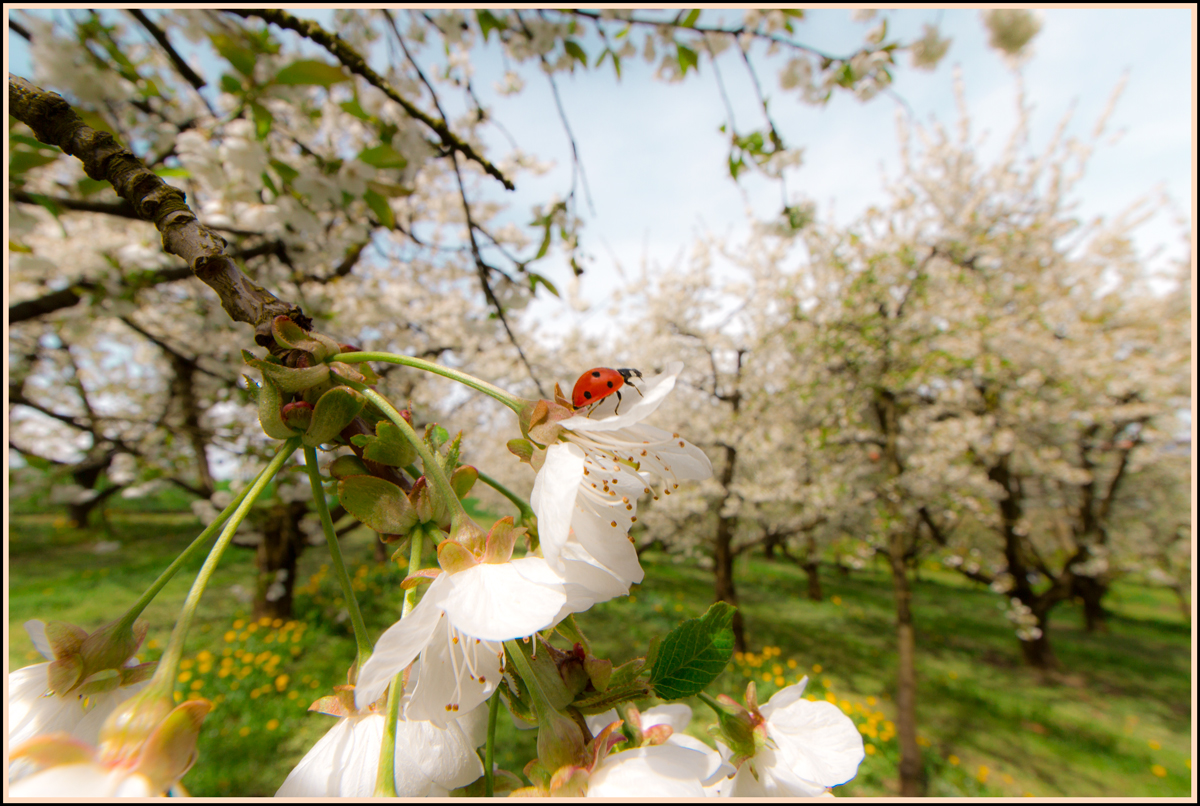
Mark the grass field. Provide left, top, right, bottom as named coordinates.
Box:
left=7, top=511, right=1193, bottom=797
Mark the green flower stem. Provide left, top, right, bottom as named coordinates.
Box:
left=112, top=477, right=256, bottom=634
left=338, top=378, right=473, bottom=535
left=150, top=437, right=300, bottom=695
left=402, top=526, right=425, bottom=618
left=332, top=351, right=523, bottom=412
left=476, top=468, right=535, bottom=523
left=697, top=691, right=727, bottom=719
left=377, top=508, right=427, bottom=795
left=304, top=446, right=371, bottom=665
left=485, top=687, right=500, bottom=797
left=375, top=669, right=405, bottom=797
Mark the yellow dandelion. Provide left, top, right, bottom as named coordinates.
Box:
left=866, top=696, right=876, bottom=706
left=180, top=659, right=195, bottom=671
left=831, top=596, right=842, bottom=605
left=674, top=603, right=684, bottom=612
left=786, top=659, right=797, bottom=669
left=197, top=650, right=213, bottom=662
left=287, top=690, right=299, bottom=700
left=190, top=680, right=204, bottom=691
left=762, top=672, right=773, bottom=683
left=977, top=765, right=989, bottom=782
left=772, top=664, right=783, bottom=675
left=276, top=674, right=290, bottom=690
left=864, top=744, right=876, bottom=756
left=948, top=755, right=960, bottom=766
left=1002, top=774, right=1014, bottom=785
left=1148, top=740, right=1161, bottom=750
left=177, top=671, right=193, bottom=683
left=813, top=664, right=823, bottom=673
left=1151, top=765, right=1167, bottom=778
left=266, top=719, right=280, bottom=731
left=239, top=726, right=251, bottom=737
left=258, top=616, right=272, bottom=627
left=775, top=676, right=785, bottom=687
left=826, top=692, right=836, bottom=703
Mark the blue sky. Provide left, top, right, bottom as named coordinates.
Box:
left=8, top=9, right=1194, bottom=341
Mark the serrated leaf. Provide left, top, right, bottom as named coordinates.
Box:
left=302, top=387, right=366, bottom=448
left=647, top=602, right=735, bottom=701
left=274, top=59, right=349, bottom=87
left=363, top=188, right=395, bottom=229
left=358, top=420, right=418, bottom=468
left=337, top=475, right=418, bottom=535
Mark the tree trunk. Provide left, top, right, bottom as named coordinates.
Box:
left=1071, top=574, right=1109, bottom=633
left=713, top=444, right=745, bottom=652
left=1019, top=600, right=1059, bottom=669
left=888, top=530, right=924, bottom=797
left=66, top=484, right=123, bottom=528
left=252, top=500, right=308, bottom=620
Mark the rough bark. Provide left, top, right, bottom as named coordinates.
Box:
left=251, top=500, right=309, bottom=621
left=713, top=444, right=745, bottom=652
left=888, top=528, right=924, bottom=797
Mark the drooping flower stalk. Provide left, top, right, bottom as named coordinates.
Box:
left=304, top=446, right=371, bottom=664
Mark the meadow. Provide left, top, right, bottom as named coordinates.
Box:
left=7, top=507, right=1192, bottom=797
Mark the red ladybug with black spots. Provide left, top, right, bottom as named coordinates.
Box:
left=572, top=367, right=643, bottom=413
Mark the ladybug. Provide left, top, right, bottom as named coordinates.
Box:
left=572, top=367, right=644, bottom=413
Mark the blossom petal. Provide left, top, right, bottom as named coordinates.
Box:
left=586, top=743, right=708, bottom=797
left=354, top=577, right=450, bottom=710
left=560, top=361, right=683, bottom=432
left=766, top=699, right=866, bottom=787
left=403, top=714, right=485, bottom=790
left=276, top=715, right=383, bottom=797
left=529, top=442, right=586, bottom=570
left=442, top=562, right=565, bottom=641
left=403, top=629, right=502, bottom=727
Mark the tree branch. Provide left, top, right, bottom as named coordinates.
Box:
left=9, top=73, right=303, bottom=340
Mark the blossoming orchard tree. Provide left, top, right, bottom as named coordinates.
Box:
left=3, top=7, right=999, bottom=797
left=588, top=65, right=1190, bottom=798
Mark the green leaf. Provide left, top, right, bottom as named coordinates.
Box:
left=356, top=420, right=417, bottom=469
left=270, top=159, right=299, bottom=185
left=363, top=188, right=395, bottom=229
left=10, top=147, right=60, bottom=175
left=357, top=143, right=408, bottom=170
left=681, top=9, right=701, bottom=27
left=535, top=222, right=553, bottom=260
left=476, top=9, right=506, bottom=42
left=273, top=59, right=348, bottom=87
left=728, top=153, right=745, bottom=181
left=563, top=39, right=588, bottom=68
left=153, top=167, right=190, bottom=178
left=648, top=602, right=735, bottom=701
left=676, top=43, right=699, bottom=75
left=340, top=97, right=370, bottom=121
left=338, top=475, right=418, bottom=535
left=220, top=73, right=244, bottom=95
left=212, top=34, right=257, bottom=77
left=302, top=387, right=366, bottom=448
left=528, top=272, right=559, bottom=297
left=250, top=101, right=273, bottom=141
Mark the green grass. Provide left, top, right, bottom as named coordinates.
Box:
left=7, top=514, right=1192, bottom=797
